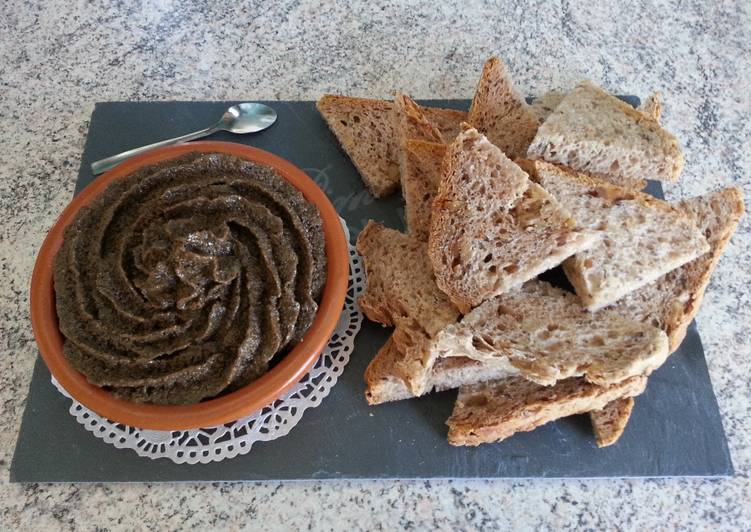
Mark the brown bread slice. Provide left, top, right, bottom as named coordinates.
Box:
left=429, top=129, right=597, bottom=311
left=432, top=280, right=669, bottom=386
left=446, top=375, right=647, bottom=446
left=530, top=90, right=567, bottom=124
left=364, top=337, right=513, bottom=405
left=527, top=81, right=684, bottom=187
left=604, top=187, right=744, bottom=352
left=317, top=95, right=399, bottom=198
left=402, top=140, right=446, bottom=241
left=522, top=160, right=709, bottom=311
left=589, top=397, right=635, bottom=447
left=467, top=57, right=539, bottom=158
left=588, top=188, right=743, bottom=445
left=318, top=95, right=467, bottom=198
left=356, top=221, right=460, bottom=394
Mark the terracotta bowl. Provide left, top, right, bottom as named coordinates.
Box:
left=30, top=141, right=349, bottom=430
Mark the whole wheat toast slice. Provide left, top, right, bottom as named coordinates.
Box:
left=604, top=187, right=744, bottom=351
left=365, top=337, right=514, bottom=405
left=431, top=280, right=669, bottom=386
left=402, top=140, right=446, bottom=241
left=446, top=375, right=647, bottom=446
left=521, top=160, right=709, bottom=311
left=527, top=81, right=683, bottom=188
left=317, top=95, right=400, bottom=198
left=429, top=129, right=597, bottom=311
left=318, top=95, right=467, bottom=198
left=588, top=187, right=743, bottom=445
left=356, top=221, right=460, bottom=394
left=589, top=397, right=635, bottom=447
left=467, top=57, right=539, bottom=158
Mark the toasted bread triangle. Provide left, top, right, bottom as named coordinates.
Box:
left=467, top=57, right=539, bottom=158
left=527, top=81, right=683, bottom=186
left=522, top=160, right=710, bottom=311
left=318, top=95, right=466, bottom=198
left=364, top=336, right=512, bottom=405
left=604, top=186, right=744, bottom=351
left=588, top=187, right=743, bottom=445
left=356, top=221, right=460, bottom=394
left=428, top=129, right=597, bottom=310
left=431, top=280, right=669, bottom=387
left=447, top=375, right=647, bottom=446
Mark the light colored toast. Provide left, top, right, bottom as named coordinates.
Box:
left=431, top=280, right=669, bottom=386
left=527, top=81, right=684, bottom=187
left=590, top=397, right=635, bottom=447
left=604, top=187, right=744, bottom=352
left=356, top=221, right=460, bottom=394
left=446, top=375, right=647, bottom=446
left=467, top=57, right=539, bottom=158
left=588, top=188, right=743, bottom=445
left=423, top=107, right=468, bottom=143
left=317, top=95, right=400, bottom=198
left=530, top=90, right=567, bottom=124
left=402, top=140, right=446, bottom=241
left=428, top=129, right=597, bottom=311
left=364, top=337, right=513, bottom=405
left=521, top=160, right=709, bottom=311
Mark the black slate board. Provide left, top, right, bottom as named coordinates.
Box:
left=11, top=100, right=733, bottom=482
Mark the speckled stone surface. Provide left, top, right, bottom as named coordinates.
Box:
left=1, top=0, right=749, bottom=529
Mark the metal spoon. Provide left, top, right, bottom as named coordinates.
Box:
left=90, top=103, right=278, bottom=175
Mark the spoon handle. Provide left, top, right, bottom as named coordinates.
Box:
left=90, top=124, right=219, bottom=175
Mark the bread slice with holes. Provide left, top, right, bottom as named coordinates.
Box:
left=603, top=187, right=744, bottom=351
left=317, top=95, right=400, bottom=197
left=402, top=140, right=446, bottom=241
left=588, top=187, right=743, bottom=445
left=589, top=397, right=635, bottom=447
left=446, top=375, right=647, bottom=446
left=364, top=336, right=513, bottom=404
left=467, top=57, right=539, bottom=158
left=318, top=95, right=467, bottom=198
left=527, top=81, right=684, bottom=188
left=521, top=160, right=709, bottom=311
left=428, top=128, right=597, bottom=311
left=431, top=280, right=669, bottom=386
left=356, top=221, right=460, bottom=394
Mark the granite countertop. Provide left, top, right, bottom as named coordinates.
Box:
left=1, top=0, right=749, bottom=529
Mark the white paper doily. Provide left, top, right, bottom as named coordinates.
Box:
left=51, top=220, right=364, bottom=464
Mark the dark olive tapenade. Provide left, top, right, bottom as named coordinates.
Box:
left=53, top=152, right=327, bottom=405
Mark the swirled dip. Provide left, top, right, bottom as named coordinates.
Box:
left=53, top=153, right=326, bottom=405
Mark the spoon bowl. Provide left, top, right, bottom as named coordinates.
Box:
left=221, top=103, right=277, bottom=134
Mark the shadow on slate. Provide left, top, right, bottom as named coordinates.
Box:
left=11, top=99, right=733, bottom=482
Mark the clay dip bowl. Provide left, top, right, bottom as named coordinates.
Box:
left=30, top=141, right=349, bottom=430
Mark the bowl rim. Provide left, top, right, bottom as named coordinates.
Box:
left=30, top=141, right=349, bottom=430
